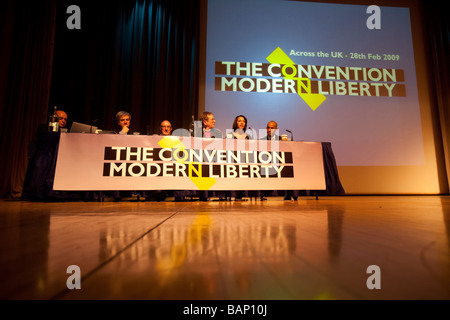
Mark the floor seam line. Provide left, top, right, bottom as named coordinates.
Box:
left=48, top=208, right=184, bottom=299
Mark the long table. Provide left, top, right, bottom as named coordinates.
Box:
left=22, top=132, right=345, bottom=201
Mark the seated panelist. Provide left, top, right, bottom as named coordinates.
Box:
left=116, top=111, right=132, bottom=135
left=56, top=110, right=68, bottom=130
left=200, top=111, right=222, bottom=138
left=262, top=121, right=281, bottom=140
left=229, top=115, right=249, bottom=139
left=159, top=120, right=173, bottom=136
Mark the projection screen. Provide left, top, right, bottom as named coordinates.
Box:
left=203, top=0, right=423, bottom=167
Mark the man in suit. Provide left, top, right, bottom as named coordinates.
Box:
left=197, top=112, right=223, bottom=201
left=56, top=110, right=68, bottom=130
left=263, top=120, right=281, bottom=140
left=116, top=111, right=132, bottom=134
left=200, top=111, right=223, bottom=138
left=260, top=120, right=297, bottom=200
left=159, top=120, right=173, bottom=136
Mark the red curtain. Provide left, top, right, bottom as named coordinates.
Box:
left=0, top=0, right=57, bottom=197
left=0, top=0, right=200, bottom=198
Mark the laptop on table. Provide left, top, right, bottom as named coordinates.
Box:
left=69, top=122, right=98, bottom=134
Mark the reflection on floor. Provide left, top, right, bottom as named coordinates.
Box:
left=1, top=196, right=450, bottom=300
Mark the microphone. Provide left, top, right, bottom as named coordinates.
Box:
left=90, top=119, right=98, bottom=133
left=245, top=126, right=252, bottom=139
left=247, top=126, right=256, bottom=139
left=286, top=129, right=293, bottom=141
left=189, top=115, right=195, bottom=136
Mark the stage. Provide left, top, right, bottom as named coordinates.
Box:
left=1, top=195, right=449, bottom=301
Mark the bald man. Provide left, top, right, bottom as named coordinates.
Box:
left=160, top=120, right=173, bottom=136
left=56, top=110, right=68, bottom=129
left=263, top=120, right=281, bottom=140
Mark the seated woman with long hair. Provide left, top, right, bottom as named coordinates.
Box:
left=231, top=115, right=249, bottom=139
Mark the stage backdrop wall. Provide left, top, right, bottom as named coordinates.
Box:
left=0, top=0, right=448, bottom=198
left=199, top=0, right=448, bottom=194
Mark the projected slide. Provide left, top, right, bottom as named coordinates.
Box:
left=204, top=0, right=423, bottom=166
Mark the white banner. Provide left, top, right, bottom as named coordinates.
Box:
left=53, top=133, right=325, bottom=191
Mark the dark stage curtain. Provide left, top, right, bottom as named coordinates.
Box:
left=48, top=0, right=200, bottom=135
left=0, top=0, right=200, bottom=198
left=424, top=1, right=450, bottom=191
left=0, top=0, right=57, bottom=198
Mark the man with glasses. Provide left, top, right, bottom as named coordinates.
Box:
left=159, top=120, right=173, bottom=136
left=200, top=111, right=222, bottom=138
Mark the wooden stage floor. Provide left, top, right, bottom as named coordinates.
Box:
left=1, top=195, right=450, bottom=301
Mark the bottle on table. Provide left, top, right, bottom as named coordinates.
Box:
left=48, top=106, right=59, bottom=132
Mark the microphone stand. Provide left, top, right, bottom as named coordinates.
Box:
left=90, top=119, right=98, bottom=134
